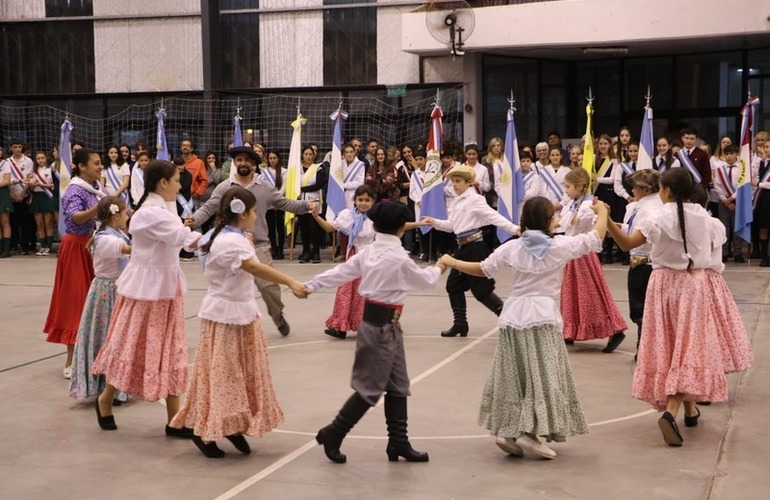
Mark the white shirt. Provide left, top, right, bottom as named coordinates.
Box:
left=636, top=202, right=723, bottom=271
left=331, top=208, right=375, bottom=251
left=558, top=198, right=596, bottom=236
left=198, top=231, right=260, bottom=325
left=465, top=163, right=491, bottom=194
left=32, top=166, right=54, bottom=193
left=515, top=168, right=548, bottom=216
left=117, top=193, right=200, bottom=300
left=752, top=156, right=770, bottom=192
left=4, top=155, right=33, bottom=197
left=92, top=232, right=129, bottom=279
left=613, top=161, right=635, bottom=201
left=409, top=169, right=426, bottom=220
left=101, top=163, right=130, bottom=195
left=432, top=188, right=519, bottom=236
left=130, top=166, right=145, bottom=204
left=620, top=193, right=663, bottom=257
left=706, top=217, right=727, bottom=273
left=305, top=233, right=441, bottom=306
left=341, top=158, right=366, bottom=210
left=594, top=158, right=616, bottom=186
left=480, top=231, right=602, bottom=330
left=536, top=165, right=569, bottom=205
left=712, top=161, right=741, bottom=202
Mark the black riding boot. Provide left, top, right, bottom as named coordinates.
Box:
left=315, top=392, right=371, bottom=463
left=441, top=292, right=468, bottom=337
left=478, top=293, right=503, bottom=316
left=384, top=395, right=429, bottom=462
left=602, top=238, right=614, bottom=264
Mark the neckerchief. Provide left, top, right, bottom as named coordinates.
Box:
left=520, top=230, right=552, bottom=260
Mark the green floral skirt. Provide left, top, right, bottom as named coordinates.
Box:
left=479, top=323, right=588, bottom=442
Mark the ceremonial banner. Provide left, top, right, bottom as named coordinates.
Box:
left=582, top=104, right=595, bottom=192
left=324, top=107, right=348, bottom=221
left=736, top=96, right=760, bottom=243
left=156, top=108, right=169, bottom=161
left=420, top=105, right=446, bottom=234
left=638, top=104, right=654, bottom=170
left=57, top=118, right=73, bottom=235
left=284, top=112, right=306, bottom=236
left=497, top=107, right=525, bottom=240
left=232, top=114, right=244, bottom=147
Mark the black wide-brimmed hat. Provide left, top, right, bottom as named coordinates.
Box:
left=228, top=146, right=261, bottom=164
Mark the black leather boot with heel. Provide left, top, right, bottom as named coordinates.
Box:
left=441, top=292, right=469, bottom=337
left=384, top=395, right=428, bottom=462
left=315, top=392, right=371, bottom=463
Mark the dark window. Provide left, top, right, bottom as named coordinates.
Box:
left=576, top=60, right=621, bottom=136
left=675, top=52, right=742, bottom=110
left=218, top=0, right=260, bottom=89
left=482, top=56, right=539, bottom=145
left=0, top=21, right=95, bottom=95
left=323, top=0, right=377, bottom=86
left=45, top=0, right=93, bottom=17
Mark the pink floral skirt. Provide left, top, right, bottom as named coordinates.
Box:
left=325, top=247, right=365, bottom=332
left=704, top=270, right=753, bottom=373
left=170, top=319, right=284, bottom=442
left=561, top=252, right=628, bottom=341
left=632, top=268, right=728, bottom=410
left=91, top=289, right=188, bottom=401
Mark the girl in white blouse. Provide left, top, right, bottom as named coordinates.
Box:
left=606, top=168, right=746, bottom=447
left=439, top=197, right=609, bottom=460
left=171, top=186, right=307, bottom=458
left=92, top=160, right=201, bottom=436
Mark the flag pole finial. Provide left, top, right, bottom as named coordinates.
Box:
left=644, top=85, right=653, bottom=108
left=338, top=92, right=344, bottom=112
left=236, top=97, right=242, bottom=119
left=586, top=87, right=595, bottom=107
left=507, top=90, right=516, bottom=114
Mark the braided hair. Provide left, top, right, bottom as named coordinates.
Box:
left=133, top=159, right=177, bottom=211
left=199, top=186, right=257, bottom=255
left=660, top=168, right=694, bottom=271
left=86, top=196, right=127, bottom=252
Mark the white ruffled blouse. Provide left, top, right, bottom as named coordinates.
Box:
left=117, top=193, right=200, bottom=300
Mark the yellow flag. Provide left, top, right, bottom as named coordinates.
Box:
left=582, top=104, right=595, bottom=193
left=284, top=112, right=306, bottom=236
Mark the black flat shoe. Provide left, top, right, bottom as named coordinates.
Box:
left=684, top=407, right=701, bottom=427
left=565, top=339, right=575, bottom=345
left=324, top=328, right=347, bottom=339
left=658, top=411, right=683, bottom=446
left=696, top=401, right=712, bottom=406
left=165, top=425, right=194, bottom=439
left=192, top=435, right=225, bottom=459
left=95, top=398, right=117, bottom=431
left=225, top=434, right=251, bottom=455
left=602, top=332, right=626, bottom=353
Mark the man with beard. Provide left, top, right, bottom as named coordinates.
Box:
left=186, top=146, right=317, bottom=336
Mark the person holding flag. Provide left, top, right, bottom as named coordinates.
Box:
left=713, top=145, right=748, bottom=262
left=187, top=146, right=316, bottom=337
left=735, top=96, right=760, bottom=264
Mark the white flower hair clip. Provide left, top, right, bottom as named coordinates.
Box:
left=230, top=198, right=246, bottom=215
left=109, top=204, right=120, bottom=215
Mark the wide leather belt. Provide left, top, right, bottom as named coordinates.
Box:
left=629, top=255, right=651, bottom=269
left=363, top=300, right=403, bottom=327
left=456, top=230, right=483, bottom=246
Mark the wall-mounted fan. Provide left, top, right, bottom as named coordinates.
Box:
left=425, top=1, right=476, bottom=57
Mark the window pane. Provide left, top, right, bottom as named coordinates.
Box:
left=624, top=57, right=674, bottom=111
left=748, top=48, right=770, bottom=76
left=576, top=60, right=621, bottom=136
left=482, top=56, right=538, bottom=146
left=676, top=52, right=742, bottom=109
left=45, top=0, right=93, bottom=17
left=219, top=0, right=258, bottom=9
left=0, top=22, right=95, bottom=95
left=218, top=12, right=260, bottom=89
left=323, top=0, right=377, bottom=86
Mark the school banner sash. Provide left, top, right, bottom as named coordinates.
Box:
left=754, top=162, right=770, bottom=209
left=344, top=159, right=365, bottom=185
left=262, top=166, right=276, bottom=187
left=8, top=158, right=25, bottom=182
left=34, top=170, right=54, bottom=199
left=619, top=162, right=635, bottom=176
left=177, top=194, right=194, bottom=218
left=715, top=165, right=736, bottom=198
left=676, top=150, right=703, bottom=184
left=539, top=166, right=563, bottom=200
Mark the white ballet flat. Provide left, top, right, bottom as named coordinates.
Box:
left=515, top=434, right=556, bottom=459
left=495, top=437, right=524, bottom=457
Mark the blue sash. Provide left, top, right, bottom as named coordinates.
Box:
left=177, top=194, right=194, bottom=218
left=619, top=162, right=635, bottom=176
left=676, top=150, right=703, bottom=184
left=538, top=166, right=563, bottom=200
left=262, top=166, right=276, bottom=187
left=344, top=160, right=365, bottom=185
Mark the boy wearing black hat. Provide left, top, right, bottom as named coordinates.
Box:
left=420, top=165, right=519, bottom=338
left=305, top=201, right=447, bottom=465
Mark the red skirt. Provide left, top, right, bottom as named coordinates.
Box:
left=561, top=252, right=628, bottom=341
left=325, top=246, right=365, bottom=332
left=44, top=233, right=94, bottom=345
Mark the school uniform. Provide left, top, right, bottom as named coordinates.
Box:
left=261, top=166, right=288, bottom=258
left=409, top=168, right=433, bottom=261
left=478, top=230, right=599, bottom=443
left=516, top=167, right=548, bottom=217
left=558, top=198, right=627, bottom=343
left=92, top=193, right=200, bottom=401
left=431, top=188, right=519, bottom=336
left=536, top=164, right=567, bottom=207
left=752, top=156, right=770, bottom=265
left=0, top=162, right=13, bottom=256
left=653, top=154, right=680, bottom=173
left=69, top=228, right=130, bottom=400
left=102, top=163, right=130, bottom=204
left=298, top=163, right=327, bottom=261
left=5, top=155, right=35, bottom=253
left=170, top=230, right=284, bottom=442
left=30, top=166, right=57, bottom=214
left=594, top=157, right=623, bottom=261
left=680, top=147, right=712, bottom=190
left=712, top=161, right=747, bottom=259
left=130, top=166, right=145, bottom=209
left=612, top=161, right=636, bottom=203
left=632, top=203, right=731, bottom=410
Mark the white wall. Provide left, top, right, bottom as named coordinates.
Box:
left=376, top=1, right=420, bottom=86
left=0, top=0, right=44, bottom=19
left=402, top=0, right=770, bottom=54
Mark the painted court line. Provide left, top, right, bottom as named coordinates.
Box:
left=211, top=327, right=499, bottom=500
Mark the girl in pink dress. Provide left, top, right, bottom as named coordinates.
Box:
left=606, top=168, right=748, bottom=447
left=558, top=168, right=627, bottom=352
left=171, top=186, right=308, bottom=458
left=92, top=160, right=201, bottom=436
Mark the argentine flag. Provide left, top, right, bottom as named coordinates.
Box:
left=156, top=108, right=169, bottom=161
left=324, top=108, right=348, bottom=221
left=232, top=114, right=244, bottom=147
left=637, top=104, right=654, bottom=170
left=497, top=107, right=524, bottom=241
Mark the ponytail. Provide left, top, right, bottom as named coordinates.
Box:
left=661, top=168, right=695, bottom=272
left=676, top=199, right=693, bottom=272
